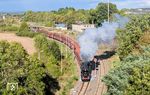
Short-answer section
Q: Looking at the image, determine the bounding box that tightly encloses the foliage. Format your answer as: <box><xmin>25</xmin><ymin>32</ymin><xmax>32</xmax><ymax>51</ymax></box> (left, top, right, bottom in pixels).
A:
<box><xmin>0</xmin><ymin>20</ymin><xmax>19</xmax><ymax>32</ymax></box>
<box><xmin>0</xmin><ymin>41</ymin><xmax>60</xmax><ymax>95</ymax></box>
<box><xmin>88</xmin><ymin>3</ymin><xmax>118</xmax><ymax>26</ymax></box>
<box><xmin>18</xmin><ymin>22</ymin><xmax>29</xmax><ymax>32</ymax></box>
<box><xmin>16</xmin><ymin>31</ymin><xmax>37</xmax><ymax>38</ymax></box>
<box><xmin>0</xmin><ymin>25</ymin><xmax>19</xmax><ymax>32</ymax></box>
<box><xmin>23</xmin><ymin>8</ymin><xmax>88</xmax><ymax>28</ymax></box>
<box><xmin>34</xmin><ymin>35</ymin><xmax>78</xmax><ymax>95</ymax></box>
<box><xmin>139</xmin><ymin>32</ymin><xmax>150</xmax><ymax>45</ymax></box>
<box><xmin>34</xmin><ymin>35</ymin><xmax>61</xmax><ymax>61</ymax></box>
<box><xmin>0</xmin><ymin>41</ymin><xmax>59</xmax><ymax>95</ymax></box>
<box><xmin>16</xmin><ymin>22</ymin><xmax>38</xmax><ymax>38</ymax></box>
<box><xmin>0</xmin><ymin>16</ymin><xmax>20</xmax><ymax>32</ymax></box>
<box><xmin>23</xmin><ymin>4</ymin><xmax>118</xmax><ymax>28</ymax></box>
<box><xmin>103</xmin><ymin>46</ymin><xmax>150</xmax><ymax>95</ymax></box>
<box><xmin>34</xmin><ymin>35</ymin><xmax>61</xmax><ymax>77</ymax></box>
<box><xmin>45</xmin><ymin>21</ymin><xmax>55</xmax><ymax>27</ymax></box>
<box><xmin>117</xmin><ymin>14</ymin><xmax>150</xmax><ymax>60</ymax></box>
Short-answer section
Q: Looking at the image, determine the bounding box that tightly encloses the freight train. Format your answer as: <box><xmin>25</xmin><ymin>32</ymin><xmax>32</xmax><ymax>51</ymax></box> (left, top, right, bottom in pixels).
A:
<box><xmin>29</xmin><ymin>26</ymin><xmax>99</xmax><ymax>82</ymax></box>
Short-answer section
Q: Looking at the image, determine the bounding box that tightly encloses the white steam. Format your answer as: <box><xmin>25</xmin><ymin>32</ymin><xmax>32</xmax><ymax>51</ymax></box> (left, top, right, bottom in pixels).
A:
<box><xmin>78</xmin><ymin>14</ymin><xmax>129</xmax><ymax>61</ymax></box>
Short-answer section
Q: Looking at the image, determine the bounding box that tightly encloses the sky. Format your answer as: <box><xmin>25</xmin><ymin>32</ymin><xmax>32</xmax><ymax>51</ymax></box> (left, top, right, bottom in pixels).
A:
<box><xmin>0</xmin><ymin>0</ymin><xmax>150</xmax><ymax>12</ymax></box>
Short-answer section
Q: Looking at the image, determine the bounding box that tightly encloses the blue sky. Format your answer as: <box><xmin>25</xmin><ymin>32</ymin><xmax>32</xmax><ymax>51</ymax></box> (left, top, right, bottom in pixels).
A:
<box><xmin>0</xmin><ymin>0</ymin><xmax>150</xmax><ymax>12</ymax></box>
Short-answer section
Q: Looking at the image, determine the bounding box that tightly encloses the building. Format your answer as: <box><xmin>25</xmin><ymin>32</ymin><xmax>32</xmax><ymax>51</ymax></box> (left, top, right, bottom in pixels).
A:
<box><xmin>55</xmin><ymin>23</ymin><xmax>67</xmax><ymax>30</ymax></box>
<box><xmin>125</xmin><ymin>8</ymin><xmax>150</xmax><ymax>14</ymax></box>
<box><xmin>72</xmin><ymin>24</ymin><xmax>95</xmax><ymax>32</ymax></box>
<box><xmin>0</xmin><ymin>15</ymin><xmax>6</xmax><ymax>20</ymax></box>
<box><xmin>2</xmin><ymin>15</ymin><xmax>6</xmax><ymax>20</ymax></box>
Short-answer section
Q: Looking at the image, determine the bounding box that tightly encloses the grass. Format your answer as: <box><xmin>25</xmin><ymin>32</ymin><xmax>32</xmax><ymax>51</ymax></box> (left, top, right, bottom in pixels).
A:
<box><xmin>0</xmin><ymin>25</ymin><xmax>19</xmax><ymax>32</ymax></box>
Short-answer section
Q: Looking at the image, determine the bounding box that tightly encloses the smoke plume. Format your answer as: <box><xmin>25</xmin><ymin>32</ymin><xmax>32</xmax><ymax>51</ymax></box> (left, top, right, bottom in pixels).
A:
<box><xmin>78</xmin><ymin>14</ymin><xmax>129</xmax><ymax>61</ymax></box>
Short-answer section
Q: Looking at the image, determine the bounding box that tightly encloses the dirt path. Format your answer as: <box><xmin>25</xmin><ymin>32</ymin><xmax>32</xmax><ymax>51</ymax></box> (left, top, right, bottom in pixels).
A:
<box><xmin>0</xmin><ymin>33</ymin><xmax>36</xmax><ymax>55</ymax></box>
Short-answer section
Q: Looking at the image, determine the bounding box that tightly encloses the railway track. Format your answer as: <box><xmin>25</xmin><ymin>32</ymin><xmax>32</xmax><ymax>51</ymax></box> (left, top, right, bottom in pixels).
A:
<box><xmin>77</xmin><ymin>82</ymin><xmax>90</xmax><ymax>95</ymax></box>
<box><xmin>71</xmin><ymin>59</ymin><xmax>108</xmax><ymax>95</ymax></box>
<box><xmin>85</xmin><ymin>60</ymin><xmax>106</xmax><ymax>95</ymax></box>
<box><xmin>95</xmin><ymin>60</ymin><xmax>106</xmax><ymax>95</ymax></box>
<box><xmin>94</xmin><ymin>60</ymin><xmax>103</xmax><ymax>95</ymax></box>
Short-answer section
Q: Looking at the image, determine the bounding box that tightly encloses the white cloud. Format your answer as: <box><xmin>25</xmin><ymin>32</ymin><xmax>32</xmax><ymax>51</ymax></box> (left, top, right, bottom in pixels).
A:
<box><xmin>111</xmin><ymin>0</ymin><xmax>150</xmax><ymax>9</ymax></box>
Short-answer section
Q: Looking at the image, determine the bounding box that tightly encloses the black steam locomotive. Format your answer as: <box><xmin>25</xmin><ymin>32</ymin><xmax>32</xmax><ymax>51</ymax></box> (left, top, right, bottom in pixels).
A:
<box><xmin>80</xmin><ymin>61</ymin><xmax>92</xmax><ymax>81</ymax></box>
<box><xmin>81</xmin><ymin>59</ymin><xmax>99</xmax><ymax>82</ymax></box>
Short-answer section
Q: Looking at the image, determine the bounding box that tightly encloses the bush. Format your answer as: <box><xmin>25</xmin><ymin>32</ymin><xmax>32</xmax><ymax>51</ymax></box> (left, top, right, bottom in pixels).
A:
<box><xmin>0</xmin><ymin>41</ymin><xmax>46</xmax><ymax>95</ymax></box>
<box><xmin>16</xmin><ymin>22</ymin><xmax>38</xmax><ymax>37</ymax></box>
<box><xmin>34</xmin><ymin>35</ymin><xmax>61</xmax><ymax>77</ymax></box>
<box><xmin>19</xmin><ymin>22</ymin><xmax>29</xmax><ymax>32</ymax></box>
<box><xmin>117</xmin><ymin>14</ymin><xmax>150</xmax><ymax>60</ymax></box>
<box><xmin>0</xmin><ymin>25</ymin><xmax>19</xmax><ymax>31</ymax></box>
<box><xmin>45</xmin><ymin>22</ymin><xmax>55</xmax><ymax>27</ymax></box>
<box><xmin>103</xmin><ymin>46</ymin><xmax>150</xmax><ymax>95</ymax></box>
<box><xmin>16</xmin><ymin>30</ymin><xmax>37</xmax><ymax>38</ymax></box>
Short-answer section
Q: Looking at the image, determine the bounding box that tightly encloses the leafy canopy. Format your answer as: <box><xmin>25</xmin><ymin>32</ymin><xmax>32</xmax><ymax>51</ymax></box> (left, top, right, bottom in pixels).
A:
<box><xmin>103</xmin><ymin>46</ymin><xmax>150</xmax><ymax>95</ymax></box>
<box><xmin>0</xmin><ymin>41</ymin><xmax>59</xmax><ymax>95</ymax></box>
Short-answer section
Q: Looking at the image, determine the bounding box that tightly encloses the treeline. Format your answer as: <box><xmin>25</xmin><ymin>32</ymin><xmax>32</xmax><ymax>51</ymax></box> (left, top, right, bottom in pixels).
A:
<box><xmin>0</xmin><ymin>3</ymin><xmax>118</xmax><ymax>32</ymax></box>
<box><xmin>0</xmin><ymin>19</ymin><xmax>38</xmax><ymax>37</ymax></box>
<box><xmin>23</xmin><ymin>3</ymin><xmax>118</xmax><ymax>27</ymax></box>
<box><xmin>103</xmin><ymin>14</ymin><xmax>150</xmax><ymax>95</ymax></box>
<box><xmin>0</xmin><ymin>18</ymin><xmax>19</xmax><ymax>32</ymax></box>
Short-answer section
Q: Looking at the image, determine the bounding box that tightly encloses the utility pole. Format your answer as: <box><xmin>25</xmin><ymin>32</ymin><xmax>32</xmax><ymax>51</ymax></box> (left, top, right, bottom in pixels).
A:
<box><xmin>60</xmin><ymin>34</ymin><xmax>63</xmax><ymax>74</ymax></box>
<box><xmin>66</xmin><ymin>34</ymin><xmax>68</xmax><ymax>58</ymax></box>
<box><xmin>108</xmin><ymin>0</ymin><xmax>110</xmax><ymax>23</ymax></box>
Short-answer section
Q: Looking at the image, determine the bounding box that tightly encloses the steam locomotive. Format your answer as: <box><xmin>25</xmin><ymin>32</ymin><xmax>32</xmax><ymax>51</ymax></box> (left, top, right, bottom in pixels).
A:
<box><xmin>81</xmin><ymin>57</ymin><xmax>100</xmax><ymax>82</ymax></box>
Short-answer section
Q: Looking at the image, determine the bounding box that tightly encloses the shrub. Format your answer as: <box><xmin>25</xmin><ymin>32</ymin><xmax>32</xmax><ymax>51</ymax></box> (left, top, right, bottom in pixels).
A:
<box><xmin>16</xmin><ymin>22</ymin><xmax>38</xmax><ymax>37</ymax></box>
<box><xmin>103</xmin><ymin>46</ymin><xmax>150</xmax><ymax>95</ymax></box>
<box><xmin>0</xmin><ymin>25</ymin><xmax>19</xmax><ymax>31</ymax></box>
<box><xmin>117</xmin><ymin>14</ymin><xmax>150</xmax><ymax>60</ymax></box>
<box><xmin>16</xmin><ymin>30</ymin><xmax>37</xmax><ymax>38</ymax></box>
<box><xmin>45</xmin><ymin>22</ymin><xmax>55</xmax><ymax>27</ymax></box>
<box><xmin>19</xmin><ymin>22</ymin><xmax>29</xmax><ymax>32</ymax></box>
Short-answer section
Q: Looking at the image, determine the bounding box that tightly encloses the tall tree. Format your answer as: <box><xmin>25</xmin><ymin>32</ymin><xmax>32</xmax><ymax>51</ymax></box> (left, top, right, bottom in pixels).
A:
<box><xmin>117</xmin><ymin>15</ymin><xmax>150</xmax><ymax>60</ymax></box>
<box><xmin>88</xmin><ymin>3</ymin><xmax>118</xmax><ymax>26</ymax></box>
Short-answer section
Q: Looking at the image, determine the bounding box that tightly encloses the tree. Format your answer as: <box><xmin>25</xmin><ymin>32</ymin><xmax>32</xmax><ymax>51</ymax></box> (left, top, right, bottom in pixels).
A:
<box><xmin>34</xmin><ymin>35</ymin><xmax>61</xmax><ymax>78</ymax></box>
<box><xmin>104</xmin><ymin>14</ymin><xmax>150</xmax><ymax>94</ymax></box>
<box><xmin>34</xmin><ymin>35</ymin><xmax>61</xmax><ymax>61</ymax></box>
<box><xmin>45</xmin><ymin>22</ymin><xmax>55</xmax><ymax>27</ymax></box>
<box><xmin>87</xmin><ymin>9</ymin><xmax>97</xmax><ymax>24</ymax></box>
<box><xmin>0</xmin><ymin>41</ymin><xmax>60</xmax><ymax>95</ymax></box>
<box><xmin>23</xmin><ymin>10</ymin><xmax>34</xmax><ymax>22</ymax></box>
<box><xmin>117</xmin><ymin>15</ymin><xmax>150</xmax><ymax>60</ymax></box>
<box><xmin>19</xmin><ymin>22</ymin><xmax>29</xmax><ymax>32</ymax></box>
<box><xmin>88</xmin><ymin>3</ymin><xmax>118</xmax><ymax>26</ymax></box>
<box><xmin>16</xmin><ymin>21</ymin><xmax>38</xmax><ymax>38</ymax></box>
<box><xmin>103</xmin><ymin>46</ymin><xmax>150</xmax><ymax>95</ymax></box>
